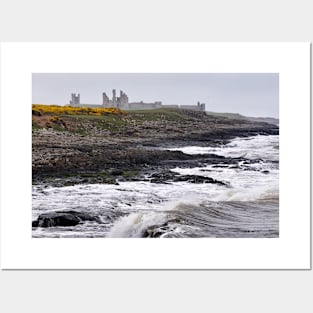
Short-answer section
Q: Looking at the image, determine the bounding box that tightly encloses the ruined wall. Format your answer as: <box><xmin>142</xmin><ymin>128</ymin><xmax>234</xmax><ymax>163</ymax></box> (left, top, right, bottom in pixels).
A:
<box><xmin>162</xmin><ymin>104</ymin><xmax>179</xmax><ymax>109</ymax></box>
<box><xmin>180</xmin><ymin>105</ymin><xmax>202</xmax><ymax>111</ymax></box>
<box><xmin>128</xmin><ymin>102</ymin><xmax>163</xmax><ymax>110</ymax></box>
<box><xmin>69</xmin><ymin>91</ymin><xmax>206</xmax><ymax>112</ymax></box>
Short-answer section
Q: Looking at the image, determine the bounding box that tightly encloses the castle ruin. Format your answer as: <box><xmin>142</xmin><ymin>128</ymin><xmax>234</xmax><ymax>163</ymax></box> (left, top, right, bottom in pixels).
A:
<box><xmin>68</xmin><ymin>89</ymin><xmax>206</xmax><ymax>112</ymax></box>
<box><xmin>69</xmin><ymin>93</ymin><xmax>80</xmax><ymax>106</ymax></box>
<box><xmin>102</xmin><ymin>89</ymin><xmax>129</xmax><ymax>109</ymax></box>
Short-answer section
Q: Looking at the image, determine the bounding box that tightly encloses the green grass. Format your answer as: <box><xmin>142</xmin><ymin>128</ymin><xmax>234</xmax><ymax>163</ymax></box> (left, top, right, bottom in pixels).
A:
<box><xmin>52</xmin><ymin>125</ymin><xmax>66</xmax><ymax>132</ymax></box>
<box><xmin>65</xmin><ymin>114</ymin><xmax>107</xmax><ymax>120</ymax></box>
<box><xmin>96</xmin><ymin>116</ymin><xmax>127</xmax><ymax>132</ymax></box>
<box><xmin>63</xmin><ymin>108</ymin><xmax>184</xmax><ymax>123</ymax></box>
<box><xmin>32</xmin><ymin>121</ymin><xmax>43</xmax><ymax>130</ymax></box>
<box><xmin>53</xmin><ymin>108</ymin><xmax>190</xmax><ymax>134</ymax></box>
<box><xmin>127</xmin><ymin>108</ymin><xmax>185</xmax><ymax>122</ymax></box>
<box><xmin>61</xmin><ymin>114</ymin><xmax>127</xmax><ymax>132</ymax></box>
<box><xmin>206</xmin><ymin>111</ymin><xmax>244</xmax><ymax>119</ymax></box>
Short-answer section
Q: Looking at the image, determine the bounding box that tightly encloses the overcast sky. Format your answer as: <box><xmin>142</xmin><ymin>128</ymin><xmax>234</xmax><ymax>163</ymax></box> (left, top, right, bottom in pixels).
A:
<box><xmin>32</xmin><ymin>73</ymin><xmax>279</xmax><ymax>118</ymax></box>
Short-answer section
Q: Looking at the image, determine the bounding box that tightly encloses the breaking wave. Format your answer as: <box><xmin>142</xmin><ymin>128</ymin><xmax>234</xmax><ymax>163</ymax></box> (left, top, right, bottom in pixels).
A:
<box><xmin>32</xmin><ymin>134</ymin><xmax>279</xmax><ymax>238</ymax></box>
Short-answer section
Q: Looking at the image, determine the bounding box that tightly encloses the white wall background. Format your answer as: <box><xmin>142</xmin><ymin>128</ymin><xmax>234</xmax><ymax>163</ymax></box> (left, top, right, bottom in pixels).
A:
<box><xmin>0</xmin><ymin>1</ymin><xmax>312</xmax><ymax>313</ymax></box>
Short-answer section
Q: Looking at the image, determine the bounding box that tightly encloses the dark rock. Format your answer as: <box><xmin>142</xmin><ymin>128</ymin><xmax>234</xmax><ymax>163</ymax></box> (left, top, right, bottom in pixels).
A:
<box><xmin>32</xmin><ymin>210</ymin><xmax>101</xmax><ymax>228</ymax></box>
<box><xmin>174</xmin><ymin>174</ymin><xmax>227</xmax><ymax>185</ymax></box>
<box><xmin>32</xmin><ymin>109</ymin><xmax>41</xmax><ymax>116</ymax></box>
<box><xmin>143</xmin><ymin>228</ymin><xmax>163</xmax><ymax>238</ymax></box>
<box><xmin>32</xmin><ymin>220</ymin><xmax>39</xmax><ymax>227</ymax></box>
<box><xmin>143</xmin><ymin>218</ymin><xmax>182</xmax><ymax>237</ymax></box>
<box><xmin>61</xmin><ymin>210</ymin><xmax>102</xmax><ymax>223</ymax></box>
<box><xmin>149</xmin><ymin>171</ymin><xmax>227</xmax><ymax>185</ymax></box>
<box><xmin>77</xmin><ymin>146</ymin><xmax>92</xmax><ymax>153</ymax></box>
<box><xmin>110</xmin><ymin>169</ymin><xmax>124</xmax><ymax>176</ymax></box>
<box><xmin>35</xmin><ymin>212</ymin><xmax>80</xmax><ymax>227</ymax></box>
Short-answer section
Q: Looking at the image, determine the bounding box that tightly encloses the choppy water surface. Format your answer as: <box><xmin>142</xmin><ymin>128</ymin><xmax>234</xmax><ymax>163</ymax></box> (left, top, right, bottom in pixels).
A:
<box><xmin>32</xmin><ymin>135</ymin><xmax>279</xmax><ymax>238</ymax></box>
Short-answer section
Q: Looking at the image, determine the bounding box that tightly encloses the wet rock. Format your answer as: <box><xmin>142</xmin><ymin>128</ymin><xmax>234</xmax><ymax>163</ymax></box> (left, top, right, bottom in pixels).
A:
<box><xmin>174</xmin><ymin>174</ymin><xmax>227</xmax><ymax>185</ymax></box>
<box><xmin>143</xmin><ymin>218</ymin><xmax>182</xmax><ymax>237</ymax></box>
<box><xmin>150</xmin><ymin>172</ymin><xmax>176</xmax><ymax>183</ymax></box>
<box><xmin>61</xmin><ymin>210</ymin><xmax>102</xmax><ymax>223</ymax></box>
<box><xmin>110</xmin><ymin>169</ymin><xmax>124</xmax><ymax>176</ymax></box>
<box><xmin>150</xmin><ymin>171</ymin><xmax>227</xmax><ymax>185</ymax></box>
<box><xmin>143</xmin><ymin>228</ymin><xmax>164</xmax><ymax>238</ymax></box>
<box><xmin>33</xmin><ymin>212</ymin><xmax>80</xmax><ymax>227</ymax></box>
<box><xmin>32</xmin><ymin>210</ymin><xmax>101</xmax><ymax>227</ymax></box>
<box><xmin>32</xmin><ymin>220</ymin><xmax>39</xmax><ymax>227</ymax></box>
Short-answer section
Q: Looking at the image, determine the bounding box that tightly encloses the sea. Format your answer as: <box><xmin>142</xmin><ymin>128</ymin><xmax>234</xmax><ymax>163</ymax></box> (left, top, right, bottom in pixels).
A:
<box><xmin>32</xmin><ymin>134</ymin><xmax>279</xmax><ymax>238</ymax></box>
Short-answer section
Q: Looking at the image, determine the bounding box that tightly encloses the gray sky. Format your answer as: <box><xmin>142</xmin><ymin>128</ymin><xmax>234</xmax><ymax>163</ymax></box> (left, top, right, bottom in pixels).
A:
<box><xmin>32</xmin><ymin>73</ymin><xmax>279</xmax><ymax>118</ymax></box>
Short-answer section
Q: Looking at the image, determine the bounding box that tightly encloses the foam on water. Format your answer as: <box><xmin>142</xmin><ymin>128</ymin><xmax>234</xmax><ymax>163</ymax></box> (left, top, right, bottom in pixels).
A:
<box><xmin>107</xmin><ymin>211</ymin><xmax>168</xmax><ymax>238</ymax></box>
<box><xmin>168</xmin><ymin>135</ymin><xmax>279</xmax><ymax>161</ymax></box>
<box><xmin>32</xmin><ymin>135</ymin><xmax>279</xmax><ymax>238</ymax></box>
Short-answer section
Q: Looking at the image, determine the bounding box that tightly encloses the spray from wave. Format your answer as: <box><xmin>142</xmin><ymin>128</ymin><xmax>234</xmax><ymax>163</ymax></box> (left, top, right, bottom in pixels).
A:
<box><xmin>32</xmin><ymin>135</ymin><xmax>279</xmax><ymax>238</ymax></box>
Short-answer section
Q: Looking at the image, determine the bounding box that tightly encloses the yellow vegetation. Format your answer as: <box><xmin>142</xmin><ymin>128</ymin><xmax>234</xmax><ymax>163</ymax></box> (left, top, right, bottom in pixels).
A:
<box><xmin>32</xmin><ymin>104</ymin><xmax>124</xmax><ymax>116</ymax></box>
<box><xmin>49</xmin><ymin>116</ymin><xmax>59</xmax><ymax>122</ymax></box>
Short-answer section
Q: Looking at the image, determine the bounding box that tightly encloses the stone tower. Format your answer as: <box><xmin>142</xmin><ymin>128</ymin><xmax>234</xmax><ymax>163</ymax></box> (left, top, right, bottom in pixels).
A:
<box><xmin>197</xmin><ymin>101</ymin><xmax>205</xmax><ymax>111</ymax></box>
<box><xmin>102</xmin><ymin>92</ymin><xmax>110</xmax><ymax>107</ymax></box>
<box><xmin>117</xmin><ymin>90</ymin><xmax>129</xmax><ymax>108</ymax></box>
<box><xmin>112</xmin><ymin>89</ymin><xmax>117</xmax><ymax>107</ymax></box>
<box><xmin>70</xmin><ymin>93</ymin><xmax>80</xmax><ymax>106</ymax></box>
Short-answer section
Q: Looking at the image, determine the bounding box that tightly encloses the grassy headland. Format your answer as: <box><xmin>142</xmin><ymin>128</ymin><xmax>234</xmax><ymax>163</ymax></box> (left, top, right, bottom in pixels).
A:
<box><xmin>32</xmin><ymin>105</ymin><xmax>279</xmax><ymax>186</ymax></box>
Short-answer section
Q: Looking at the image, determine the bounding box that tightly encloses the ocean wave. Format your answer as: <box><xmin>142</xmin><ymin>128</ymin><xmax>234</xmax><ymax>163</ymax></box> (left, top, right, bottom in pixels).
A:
<box><xmin>167</xmin><ymin>135</ymin><xmax>279</xmax><ymax>161</ymax></box>
<box><xmin>211</xmin><ymin>184</ymin><xmax>279</xmax><ymax>202</ymax></box>
<box><xmin>106</xmin><ymin>198</ymin><xmax>279</xmax><ymax>238</ymax></box>
<box><xmin>106</xmin><ymin>211</ymin><xmax>168</xmax><ymax>238</ymax></box>
<box><xmin>33</xmin><ymin>134</ymin><xmax>279</xmax><ymax>238</ymax></box>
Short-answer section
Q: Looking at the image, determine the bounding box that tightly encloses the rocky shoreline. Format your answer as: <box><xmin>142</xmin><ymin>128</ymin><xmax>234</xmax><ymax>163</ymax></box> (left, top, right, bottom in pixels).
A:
<box><xmin>32</xmin><ymin>109</ymin><xmax>279</xmax><ymax>187</ymax></box>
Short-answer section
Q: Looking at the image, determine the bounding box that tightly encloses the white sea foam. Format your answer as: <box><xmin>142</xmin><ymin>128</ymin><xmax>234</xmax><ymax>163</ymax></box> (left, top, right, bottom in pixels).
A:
<box><xmin>211</xmin><ymin>184</ymin><xmax>279</xmax><ymax>202</ymax></box>
<box><xmin>168</xmin><ymin>135</ymin><xmax>279</xmax><ymax>161</ymax></box>
<box><xmin>32</xmin><ymin>135</ymin><xmax>279</xmax><ymax>238</ymax></box>
<box><xmin>107</xmin><ymin>211</ymin><xmax>168</xmax><ymax>238</ymax></box>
